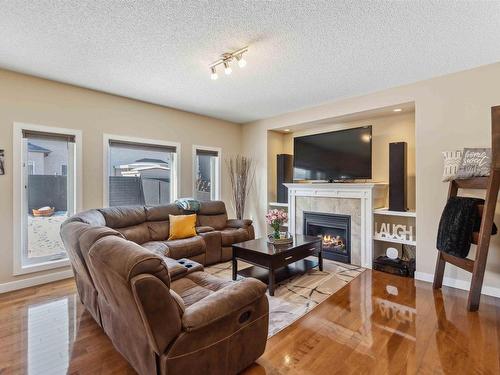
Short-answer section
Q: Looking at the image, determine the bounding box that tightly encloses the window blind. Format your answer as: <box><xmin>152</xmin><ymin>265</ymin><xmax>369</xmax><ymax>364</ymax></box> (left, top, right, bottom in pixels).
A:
<box><xmin>109</xmin><ymin>139</ymin><xmax>177</xmax><ymax>153</ymax></box>
<box><xmin>22</xmin><ymin>130</ymin><xmax>76</xmax><ymax>143</ymax></box>
<box><xmin>196</xmin><ymin>149</ymin><xmax>219</xmax><ymax>157</ymax></box>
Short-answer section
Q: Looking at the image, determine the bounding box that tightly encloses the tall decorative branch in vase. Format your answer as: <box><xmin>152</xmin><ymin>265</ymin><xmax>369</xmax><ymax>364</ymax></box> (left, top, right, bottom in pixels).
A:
<box><xmin>225</xmin><ymin>155</ymin><xmax>255</xmax><ymax>220</ymax></box>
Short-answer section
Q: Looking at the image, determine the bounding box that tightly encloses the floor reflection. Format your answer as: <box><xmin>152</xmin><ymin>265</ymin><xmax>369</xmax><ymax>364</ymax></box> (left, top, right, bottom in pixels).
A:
<box><xmin>430</xmin><ymin>289</ymin><xmax>491</xmax><ymax>374</ymax></box>
<box><xmin>1</xmin><ymin>271</ymin><xmax>499</xmax><ymax>375</ymax></box>
<box><xmin>320</xmin><ymin>271</ymin><xmax>417</xmax><ymax>354</ymax></box>
<box><xmin>28</xmin><ymin>296</ymin><xmax>75</xmax><ymax>375</ymax></box>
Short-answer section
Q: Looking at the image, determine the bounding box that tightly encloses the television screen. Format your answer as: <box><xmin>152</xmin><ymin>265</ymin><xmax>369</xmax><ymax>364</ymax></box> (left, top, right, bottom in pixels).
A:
<box><xmin>293</xmin><ymin>126</ymin><xmax>372</xmax><ymax>181</ymax></box>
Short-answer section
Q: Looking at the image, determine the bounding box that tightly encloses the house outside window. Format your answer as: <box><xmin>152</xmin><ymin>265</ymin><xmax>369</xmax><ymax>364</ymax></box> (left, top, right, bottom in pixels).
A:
<box><xmin>104</xmin><ymin>135</ymin><xmax>180</xmax><ymax>207</ymax></box>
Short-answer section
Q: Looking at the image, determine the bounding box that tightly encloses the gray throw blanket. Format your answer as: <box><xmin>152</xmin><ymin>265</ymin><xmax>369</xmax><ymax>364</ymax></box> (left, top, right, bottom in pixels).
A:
<box><xmin>437</xmin><ymin>197</ymin><xmax>497</xmax><ymax>258</ymax></box>
<box><xmin>175</xmin><ymin>198</ymin><xmax>201</xmax><ymax>212</ymax></box>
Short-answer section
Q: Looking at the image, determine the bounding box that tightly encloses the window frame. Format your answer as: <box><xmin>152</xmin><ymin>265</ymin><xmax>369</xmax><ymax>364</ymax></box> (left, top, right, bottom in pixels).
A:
<box><xmin>103</xmin><ymin>134</ymin><xmax>181</xmax><ymax>207</ymax></box>
<box><xmin>13</xmin><ymin>122</ymin><xmax>82</xmax><ymax>275</ymax></box>
<box><xmin>192</xmin><ymin>145</ymin><xmax>221</xmax><ymax>201</ymax></box>
<box><xmin>27</xmin><ymin>160</ymin><xmax>35</xmax><ymax>175</ymax></box>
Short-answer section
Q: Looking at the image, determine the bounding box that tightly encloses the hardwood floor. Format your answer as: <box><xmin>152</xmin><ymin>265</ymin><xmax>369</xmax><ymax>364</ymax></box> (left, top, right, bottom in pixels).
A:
<box><xmin>0</xmin><ymin>270</ymin><xmax>499</xmax><ymax>374</ymax></box>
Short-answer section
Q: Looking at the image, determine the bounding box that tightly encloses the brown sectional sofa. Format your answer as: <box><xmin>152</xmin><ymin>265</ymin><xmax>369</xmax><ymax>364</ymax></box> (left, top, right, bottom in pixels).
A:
<box><xmin>101</xmin><ymin>200</ymin><xmax>255</xmax><ymax>266</ymax></box>
<box><xmin>60</xmin><ymin>201</ymin><xmax>268</xmax><ymax>375</ymax></box>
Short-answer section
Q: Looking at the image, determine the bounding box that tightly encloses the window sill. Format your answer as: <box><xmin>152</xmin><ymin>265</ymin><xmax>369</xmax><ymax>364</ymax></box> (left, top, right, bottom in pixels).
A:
<box><xmin>13</xmin><ymin>258</ymin><xmax>71</xmax><ymax>276</ymax></box>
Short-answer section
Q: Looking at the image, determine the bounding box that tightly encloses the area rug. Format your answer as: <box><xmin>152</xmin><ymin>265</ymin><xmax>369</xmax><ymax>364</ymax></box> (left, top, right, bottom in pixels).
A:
<box><xmin>205</xmin><ymin>258</ymin><xmax>363</xmax><ymax>337</ymax></box>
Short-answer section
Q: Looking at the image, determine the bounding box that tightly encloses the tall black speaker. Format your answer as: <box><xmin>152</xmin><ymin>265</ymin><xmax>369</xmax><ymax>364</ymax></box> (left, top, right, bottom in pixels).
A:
<box><xmin>389</xmin><ymin>142</ymin><xmax>407</xmax><ymax>212</ymax></box>
<box><xmin>277</xmin><ymin>154</ymin><xmax>293</xmax><ymax>203</ymax></box>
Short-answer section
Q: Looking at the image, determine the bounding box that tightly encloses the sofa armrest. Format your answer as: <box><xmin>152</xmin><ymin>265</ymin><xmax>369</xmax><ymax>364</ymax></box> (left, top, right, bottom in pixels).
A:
<box><xmin>226</xmin><ymin>219</ymin><xmax>253</xmax><ymax>228</ymax></box>
<box><xmin>196</xmin><ymin>226</ymin><xmax>215</xmax><ymax>233</ymax></box>
<box><xmin>181</xmin><ymin>278</ymin><xmax>267</xmax><ymax>332</ymax></box>
<box><xmin>162</xmin><ymin>256</ymin><xmax>188</xmax><ymax>281</ymax></box>
<box><xmin>131</xmin><ymin>274</ymin><xmax>182</xmax><ymax>355</ymax></box>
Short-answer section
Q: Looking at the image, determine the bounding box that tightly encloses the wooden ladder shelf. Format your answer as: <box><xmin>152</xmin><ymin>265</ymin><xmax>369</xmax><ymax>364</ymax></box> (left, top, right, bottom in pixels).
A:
<box><xmin>433</xmin><ymin>105</ymin><xmax>500</xmax><ymax>311</ymax></box>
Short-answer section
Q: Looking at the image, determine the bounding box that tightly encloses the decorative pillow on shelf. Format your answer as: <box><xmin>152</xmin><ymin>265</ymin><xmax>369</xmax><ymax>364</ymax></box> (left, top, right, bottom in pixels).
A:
<box><xmin>456</xmin><ymin>148</ymin><xmax>491</xmax><ymax>179</ymax></box>
<box><xmin>442</xmin><ymin>150</ymin><xmax>463</xmax><ymax>181</ymax></box>
<box><xmin>168</xmin><ymin>214</ymin><xmax>197</xmax><ymax>240</ymax></box>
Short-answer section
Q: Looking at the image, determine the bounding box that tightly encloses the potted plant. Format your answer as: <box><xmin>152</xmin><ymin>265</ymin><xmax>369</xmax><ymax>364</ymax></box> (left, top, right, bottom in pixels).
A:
<box><xmin>266</xmin><ymin>209</ymin><xmax>288</xmax><ymax>240</ymax></box>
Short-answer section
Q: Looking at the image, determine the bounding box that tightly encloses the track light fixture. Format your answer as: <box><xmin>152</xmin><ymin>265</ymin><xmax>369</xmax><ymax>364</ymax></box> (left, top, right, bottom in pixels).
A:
<box><xmin>223</xmin><ymin>61</ymin><xmax>232</xmax><ymax>75</ymax></box>
<box><xmin>209</xmin><ymin>46</ymin><xmax>248</xmax><ymax>80</ymax></box>
<box><xmin>210</xmin><ymin>67</ymin><xmax>218</xmax><ymax>80</ymax></box>
<box><xmin>236</xmin><ymin>54</ymin><xmax>247</xmax><ymax>68</ymax></box>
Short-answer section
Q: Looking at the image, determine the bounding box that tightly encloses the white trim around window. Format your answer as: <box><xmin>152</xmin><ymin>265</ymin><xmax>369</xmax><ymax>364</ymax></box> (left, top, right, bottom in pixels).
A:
<box><xmin>103</xmin><ymin>134</ymin><xmax>181</xmax><ymax>207</ymax></box>
<box><xmin>192</xmin><ymin>145</ymin><xmax>222</xmax><ymax>201</ymax></box>
<box><xmin>13</xmin><ymin>122</ymin><xmax>82</xmax><ymax>275</ymax></box>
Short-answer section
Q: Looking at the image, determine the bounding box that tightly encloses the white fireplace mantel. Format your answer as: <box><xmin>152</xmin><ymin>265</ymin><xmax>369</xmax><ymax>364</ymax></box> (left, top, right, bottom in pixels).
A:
<box><xmin>284</xmin><ymin>183</ymin><xmax>387</xmax><ymax>268</ymax></box>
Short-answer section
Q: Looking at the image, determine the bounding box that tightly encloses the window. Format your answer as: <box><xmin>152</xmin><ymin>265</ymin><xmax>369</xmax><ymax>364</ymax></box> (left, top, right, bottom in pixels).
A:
<box><xmin>104</xmin><ymin>135</ymin><xmax>180</xmax><ymax>207</ymax></box>
<box><xmin>193</xmin><ymin>146</ymin><xmax>221</xmax><ymax>201</ymax></box>
<box><xmin>14</xmin><ymin>124</ymin><xmax>81</xmax><ymax>274</ymax></box>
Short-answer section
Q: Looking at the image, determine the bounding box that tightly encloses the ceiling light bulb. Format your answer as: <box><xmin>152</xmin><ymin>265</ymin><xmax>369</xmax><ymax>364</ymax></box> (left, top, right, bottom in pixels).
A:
<box><xmin>210</xmin><ymin>67</ymin><xmax>218</xmax><ymax>80</ymax></box>
<box><xmin>237</xmin><ymin>55</ymin><xmax>247</xmax><ymax>68</ymax></box>
<box><xmin>224</xmin><ymin>62</ymin><xmax>232</xmax><ymax>75</ymax></box>
<box><xmin>393</xmin><ymin>108</ymin><xmax>402</xmax><ymax>112</ymax></box>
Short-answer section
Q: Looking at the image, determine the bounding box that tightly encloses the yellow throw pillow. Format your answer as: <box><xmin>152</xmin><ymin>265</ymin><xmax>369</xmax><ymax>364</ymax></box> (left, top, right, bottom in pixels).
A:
<box><xmin>168</xmin><ymin>214</ymin><xmax>197</xmax><ymax>240</ymax></box>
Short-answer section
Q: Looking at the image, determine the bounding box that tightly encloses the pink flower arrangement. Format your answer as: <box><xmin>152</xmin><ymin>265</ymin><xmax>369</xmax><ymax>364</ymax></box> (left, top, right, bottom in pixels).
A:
<box><xmin>266</xmin><ymin>209</ymin><xmax>288</xmax><ymax>238</ymax></box>
<box><xmin>265</xmin><ymin>208</ymin><xmax>288</xmax><ymax>225</ymax></box>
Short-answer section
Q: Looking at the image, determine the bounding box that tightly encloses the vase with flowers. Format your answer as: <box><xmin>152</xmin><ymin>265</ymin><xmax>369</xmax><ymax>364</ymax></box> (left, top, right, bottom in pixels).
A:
<box><xmin>265</xmin><ymin>209</ymin><xmax>288</xmax><ymax>240</ymax></box>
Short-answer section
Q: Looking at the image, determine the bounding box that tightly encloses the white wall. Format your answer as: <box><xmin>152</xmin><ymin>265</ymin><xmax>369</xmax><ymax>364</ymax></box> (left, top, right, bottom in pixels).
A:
<box><xmin>243</xmin><ymin>62</ymin><xmax>500</xmax><ymax>297</ymax></box>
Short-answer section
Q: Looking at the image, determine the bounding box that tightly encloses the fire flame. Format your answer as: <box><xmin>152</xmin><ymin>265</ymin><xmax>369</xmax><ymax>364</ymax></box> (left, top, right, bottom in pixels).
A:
<box><xmin>322</xmin><ymin>234</ymin><xmax>344</xmax><ymax>248</ymax></box>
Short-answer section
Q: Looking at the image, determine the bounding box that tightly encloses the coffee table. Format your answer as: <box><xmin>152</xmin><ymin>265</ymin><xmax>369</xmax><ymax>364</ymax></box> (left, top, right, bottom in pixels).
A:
<box><xmin>232</xmin><ymin>235</ymin><xmax>323</xmax><ymax>296</ymax></box>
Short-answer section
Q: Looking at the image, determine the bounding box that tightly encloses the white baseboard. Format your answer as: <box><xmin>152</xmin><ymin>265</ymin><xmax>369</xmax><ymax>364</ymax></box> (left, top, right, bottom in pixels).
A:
<box><xmin>0</xmin><ymin>269</ymin><xmax>74</xmax><ymax>294</ymax></box>
<box><xmin>415</xmin><ymin>271</ymin><xmax>500</xmax><ymax>298</ymax></box>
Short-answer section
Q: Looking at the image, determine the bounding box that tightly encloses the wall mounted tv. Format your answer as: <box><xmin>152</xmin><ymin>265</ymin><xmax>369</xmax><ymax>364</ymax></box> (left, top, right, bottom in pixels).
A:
<box><xmin>293</xmin><ymin>126</ymin><xmax>372</xmax><ymax>182</ymax></box>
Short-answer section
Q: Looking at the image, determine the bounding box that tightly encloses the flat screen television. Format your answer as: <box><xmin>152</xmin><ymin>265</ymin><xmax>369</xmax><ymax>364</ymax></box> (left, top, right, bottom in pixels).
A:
<box><xmin>293</xmin><ymin>126</ymin><xmax>372</xmax><ymax>181</ymax></box>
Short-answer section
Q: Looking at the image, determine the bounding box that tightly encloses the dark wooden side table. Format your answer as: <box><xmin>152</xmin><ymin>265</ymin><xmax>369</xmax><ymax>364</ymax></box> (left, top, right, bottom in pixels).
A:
<box><xmin>232</xmin><ymin>235</ymin><xmax>323</xmax><ymax>296</ymax></box>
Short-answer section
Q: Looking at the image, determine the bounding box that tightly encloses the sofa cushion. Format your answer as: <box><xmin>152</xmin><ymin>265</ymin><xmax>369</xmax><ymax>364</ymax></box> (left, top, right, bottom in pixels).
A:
<box><xmin>145</xmin><ymin>204</ymin><xmax>183</xmax><ymax>221</ymax></box>
<box><xmin>64</xmin><ymin>209</ymin><xmax>106</xmax><ymax>227</ymax></box>
<box><xmin>117</xmin><ymin>222</ymin><xmax>151</xmax><ymax>244</ymax></box>
<box><xmin>220</xmin><ymin>228</ymin><xmax>250</xmax><ymax>246</ymax></box>
<box><xmin>165</xmin><ymin>236</ymin><xmax>206</xmax><ymax>259</ymax></box>
<box><xmin>181</xmin><ymin>278</ymin><xmax>267</xmax><ymax>332</ymax></box>
<box><xmin>198</xmin><ymin>201</ymin><xmax>226</xmax><ymax>215</ymax></box>
<box><xmin>197</xmin><ymin>214</ymin><xmax>228</xmax><ymax>230</ymax></box>
<box><xmin>147</xmin><ymin>220</ymin><xmax>169</xmax><ymax>241</ymax></box>
<box><xmin>168</xmin><ymin>214</ymin><xmax>197</xmax><ymax>240</ymax></box>
<box><xmin>170</xmin><ymin>271</ymin><xmax>233</xmax><ymax>307</ymax></box>
<box><xmin>99</xmin><ymin>206</ymin><xmax>146</xmax><ymax>228</ymax></box>
<box><xmin>142</xmin><ymin>241</ymin><xmax>169</xmax><ymax>256</ymax></box>
<box><xmin>196</xmin><ymin>201</ymin><xmax>228</xmax><ymax>230</ymax></box>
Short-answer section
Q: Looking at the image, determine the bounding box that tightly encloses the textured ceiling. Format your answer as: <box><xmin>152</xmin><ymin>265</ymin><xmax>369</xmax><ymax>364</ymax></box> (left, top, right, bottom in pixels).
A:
<box><xmin>1</xmin><ymin>1</ymin><xmax>500</xmax><ymax>123</ymax></box>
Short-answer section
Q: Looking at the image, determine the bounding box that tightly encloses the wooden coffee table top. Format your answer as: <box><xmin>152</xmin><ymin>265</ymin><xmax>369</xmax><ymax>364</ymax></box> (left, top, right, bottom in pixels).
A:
<box><xmin>232</xmin><ymin>235</ymin><xmax>321</xmax><ymax>256</ymax></box>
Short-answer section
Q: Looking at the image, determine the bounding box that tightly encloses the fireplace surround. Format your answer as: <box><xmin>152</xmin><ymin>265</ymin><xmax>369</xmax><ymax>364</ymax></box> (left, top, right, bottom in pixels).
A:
<box><xmin>284</xmin><ymin>182</ymin><xmax>387</xmax><ymax>268</ymax></box>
